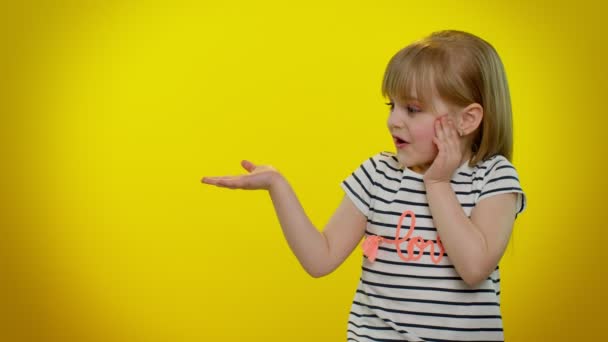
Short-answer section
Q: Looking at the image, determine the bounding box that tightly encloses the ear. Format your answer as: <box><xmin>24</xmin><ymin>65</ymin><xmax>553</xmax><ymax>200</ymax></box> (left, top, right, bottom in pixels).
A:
<box><xmin>458</xmin><ymin>103</ymin><xmax>483</xmax><ymax>136</ymax></box>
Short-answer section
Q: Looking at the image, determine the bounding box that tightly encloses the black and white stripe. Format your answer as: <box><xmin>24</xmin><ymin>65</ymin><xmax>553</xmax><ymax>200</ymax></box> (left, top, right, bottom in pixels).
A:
<box><xmin>341</xmin><ymin>152</ymin><xmax>526</xmax><ymax>341</ymax></box>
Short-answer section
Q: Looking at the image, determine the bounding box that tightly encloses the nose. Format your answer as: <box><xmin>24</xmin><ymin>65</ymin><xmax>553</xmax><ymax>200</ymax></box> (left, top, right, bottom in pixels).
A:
<box><xmin>387</xmin><ymin>106</ymin><xmax>406</xmax><ymax>129</ymax></box>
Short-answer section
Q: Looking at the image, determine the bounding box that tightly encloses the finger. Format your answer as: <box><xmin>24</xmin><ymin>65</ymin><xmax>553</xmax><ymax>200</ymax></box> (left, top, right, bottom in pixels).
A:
<box><xmin>201</xmin><ymin>177</ymin><xmax>225</xmax><ymax>185</ymax></box>
<box><xmin>443</xmin><ymin>117</ymin><xmax>454</xmax><ymax>138</ymax></box>
<box><xmin>449</xmin><ymin>118</ymin><xmax>460</xmax><ymax>138</ymax></box>
<box><xmin>440</xmin><ymin>119</ymin><xmax>456</xmax><ymax>155</ymax></box>
<box><xmin>445</xmin><ymin>118</ymin><xmax>461</xmax><ymax>156</ymax></box>
<box><xmin>446</xmin><ymin>118</ymin><xmax>462</xmax><ymax>149</ymax></box>
<box><xmin>241</xmin><ymin>160</ymin><xmax>256</xmax><ymax>173</ymax></box>
<box><xmin>201</xmin><ymin>175</ymin><xmax>238</xmax><ymax>185</ymax></box>
<box><xmin>215</xmin><ymin>176</ymin><xmax>251</xmax><ymax>189</ymax></box>
<box><xmin>216</xmin><ymin>178</ymin><xmax>241</xmax><ymax>189</ymax></box>
<box><xmin>444</xmin><ymin>116</ymin><xmax>458</xmax><ymax>140</ymax></box>
<box><xmin>432</xmin><ymin>136</ymin><xmax>439</xmax><ymax>148</ymax></box>
<box><xmin>435</xmin><ymin>118</ymin><xmax>445</xmax><ymax>141</ymax></box>
<box><xmin>201</xmin><ymin>176</ymin><xmax>216</xmax><ymax>184</ymax></box>
<box><xmin>433</xmin><ymin>136</ymin><xmax>444</xmax><ymax>152</ymax></box>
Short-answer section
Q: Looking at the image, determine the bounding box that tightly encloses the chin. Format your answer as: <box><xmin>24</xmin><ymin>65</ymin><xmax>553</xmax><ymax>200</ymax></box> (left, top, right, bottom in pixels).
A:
<box><xmin>395</xmin><ymin>153</ymin><xmax>432</xmax><ymax>171</ymax></box>
<box><xmin>395</xmin><ymin>155</ymin><xmax>411</xmax><ymax>169</ymax></box>
<box><xmin>395</xmin><ymin>152</ymin><xmax>409</xmax><ymax>164</ymax></box>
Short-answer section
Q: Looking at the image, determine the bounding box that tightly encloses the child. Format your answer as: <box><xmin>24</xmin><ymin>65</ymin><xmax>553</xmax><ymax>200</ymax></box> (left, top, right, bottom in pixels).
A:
<box><xmin>202</xmin><ymin>30</ymin><xmax>526</xmax><ymax>342</ymax></box>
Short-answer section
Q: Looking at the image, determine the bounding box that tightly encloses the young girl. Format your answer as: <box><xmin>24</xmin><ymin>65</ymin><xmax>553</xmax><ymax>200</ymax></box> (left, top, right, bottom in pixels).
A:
<box><xmin>202</xmin><ymin>30</ymin><xmax>526</xmax><ymax>342</ymax></box>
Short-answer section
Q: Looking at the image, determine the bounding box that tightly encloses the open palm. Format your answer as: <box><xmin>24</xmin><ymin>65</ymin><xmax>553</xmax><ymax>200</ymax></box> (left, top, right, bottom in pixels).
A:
<box><xmin>201</xmin><ymin>160</ymin><xmax>281</xmax><ymax>190</ymax></box>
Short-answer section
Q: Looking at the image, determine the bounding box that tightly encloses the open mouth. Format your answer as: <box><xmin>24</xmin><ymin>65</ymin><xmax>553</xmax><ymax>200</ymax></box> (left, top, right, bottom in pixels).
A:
<box><xmin>393</xmin><ymin>136</ymin><xmax>408</xmax><ymax>144</ymax></box>
<box><xmin>393</xmin><ymin>136</ymin><xmax>409</xmax><ymax>149</ymax></box>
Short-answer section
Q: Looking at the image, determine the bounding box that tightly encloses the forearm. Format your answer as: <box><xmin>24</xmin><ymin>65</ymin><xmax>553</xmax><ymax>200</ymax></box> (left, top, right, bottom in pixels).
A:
<box><xmin>268</xmin><ymin>173</ymin><xmax>330</xmax><ymax>277</ymax></box>
<box><xmin>424</xmin><ymin>181</ymin><xmax>488</xmax><ymax>285</ymax></box>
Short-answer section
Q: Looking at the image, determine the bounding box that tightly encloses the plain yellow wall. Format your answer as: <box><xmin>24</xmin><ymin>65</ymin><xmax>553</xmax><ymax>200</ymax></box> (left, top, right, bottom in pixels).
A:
<box><xmin>2</xmin><ymin>1</ymin><xmax>607</xmax><ymax>341</ymax></box>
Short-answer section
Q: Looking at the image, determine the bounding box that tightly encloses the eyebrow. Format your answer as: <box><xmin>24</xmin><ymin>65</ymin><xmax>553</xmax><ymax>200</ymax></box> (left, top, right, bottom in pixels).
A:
<box><xmin>389</xmin><ymin>96</ymin><xmax>421</xmax><ymax>102</ymax></box>
<box><xmin>403</xmin><ymin>97</ymin><xmax>424</xmax><ymax>105</ymax></box>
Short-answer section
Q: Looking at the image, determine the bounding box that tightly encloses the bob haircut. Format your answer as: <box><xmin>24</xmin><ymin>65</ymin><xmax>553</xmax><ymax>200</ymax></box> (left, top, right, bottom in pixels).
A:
<box><xmin>382</xmin><ymin>30</ymin><xmax>513</xmax><ymax>165</ymax></box>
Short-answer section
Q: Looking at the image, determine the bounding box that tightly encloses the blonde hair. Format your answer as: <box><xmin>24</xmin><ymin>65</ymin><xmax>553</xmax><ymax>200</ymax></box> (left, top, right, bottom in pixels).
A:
<box><xmin>382</xmin><ymin>30</ymin><xmax>513</xmax><ymax>165</ymax></box>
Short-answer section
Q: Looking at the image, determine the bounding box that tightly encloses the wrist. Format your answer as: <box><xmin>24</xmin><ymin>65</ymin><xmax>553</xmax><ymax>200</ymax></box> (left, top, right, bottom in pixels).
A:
<box><xmin>268</xmin><ymin>170</ymin><xmax>287</xmax><ymax>193</ymax></box>
<box><xmin>423</xmin><ymin>179</ymin><xmax>451</xmax><ymax>190</ymax></box>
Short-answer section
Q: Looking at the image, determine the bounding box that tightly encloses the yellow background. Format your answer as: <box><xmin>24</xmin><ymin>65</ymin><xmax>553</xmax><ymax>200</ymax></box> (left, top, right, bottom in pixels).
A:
<box><xmin>2</xmin><ymin>1</ymin><xmax>607</xmax><ymax>341</ymax></box>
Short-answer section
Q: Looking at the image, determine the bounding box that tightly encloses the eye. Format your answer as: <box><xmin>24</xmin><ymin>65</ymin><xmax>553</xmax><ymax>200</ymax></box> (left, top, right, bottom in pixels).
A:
<box><xmin>385</xmin><ymin>102</ymin><xmax>395</xmax><ymax>111</ymax></box>
<box><xmin>406</xmin><ymin>105</ymin><xmax>421</xmax><ymax>114</ymax></box>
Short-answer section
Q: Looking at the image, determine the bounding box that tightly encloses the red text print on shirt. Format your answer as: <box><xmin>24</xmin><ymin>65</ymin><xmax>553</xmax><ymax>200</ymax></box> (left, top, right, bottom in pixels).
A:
<box><xmin>361</xmin><ymin>210</ymin><xmax>445</xmax><ymax>264</ymax></box>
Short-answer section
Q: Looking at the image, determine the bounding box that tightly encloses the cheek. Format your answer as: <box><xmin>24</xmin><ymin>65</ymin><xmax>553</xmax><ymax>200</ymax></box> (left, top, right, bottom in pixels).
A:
<box><xmin>413</xmin><ymin>122</ymin><xmax>437</xmax><ymax>144</ymax></box>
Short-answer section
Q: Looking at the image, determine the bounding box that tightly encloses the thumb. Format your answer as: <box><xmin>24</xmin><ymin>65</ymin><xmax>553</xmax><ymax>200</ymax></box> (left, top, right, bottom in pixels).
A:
<box><xmin>241</xmin><ymin>160</ymin><xmax>256</xmax><ymax>173</ymax></box>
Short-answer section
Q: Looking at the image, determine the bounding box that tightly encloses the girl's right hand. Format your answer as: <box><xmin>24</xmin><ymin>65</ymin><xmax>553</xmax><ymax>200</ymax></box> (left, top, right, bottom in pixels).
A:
<box><xmin>201</xmin><ymin>160</ymin><xmax>282</xmax><ymax>191</ymax></box>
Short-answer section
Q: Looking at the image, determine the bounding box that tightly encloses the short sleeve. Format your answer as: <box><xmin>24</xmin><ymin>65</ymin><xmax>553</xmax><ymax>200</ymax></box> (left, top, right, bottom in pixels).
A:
<box><xmin>340</xmin><ymin>154</ymin><xmax>380</xmax><ymax>218</ymax></box>
<box><xmin>476</xmin><ymin>156</ymin><xmax>527</xmax><ymax>216</ymax></box>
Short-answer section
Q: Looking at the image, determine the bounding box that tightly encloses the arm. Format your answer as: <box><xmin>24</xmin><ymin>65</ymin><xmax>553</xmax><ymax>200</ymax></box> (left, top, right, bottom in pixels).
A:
<box><xmin>425</xmin><ymin>182</ymin><xmax>517</xmax><ymax>287</ymax></box>
<box><xmin>423</xmin><ymin>115</ymin><xmax>520</xmax><ymax>287</ymax></box>
<box><xmin>269</xmin><ymin>175</ymin><xmax>367</xmax><ymax>277</ymax></box>
<box><xmin>202</xmin><ymin>160</ymin><xmax>367</xmax><ymax>278</ymax></box>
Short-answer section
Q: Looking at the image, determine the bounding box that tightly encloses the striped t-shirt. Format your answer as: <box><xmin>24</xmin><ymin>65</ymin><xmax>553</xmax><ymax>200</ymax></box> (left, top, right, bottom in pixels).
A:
<box><xmin>341</xmin><ymin>152</ymin><xmax>526</xmax><ymax>342</ymax></box>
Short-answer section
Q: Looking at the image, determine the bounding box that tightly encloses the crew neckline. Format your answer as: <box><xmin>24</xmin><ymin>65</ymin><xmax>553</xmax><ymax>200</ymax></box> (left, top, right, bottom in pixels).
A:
<box><xmin>403</xmin><ymin>159</ymin><xmax>473</xmax><ymax>179</ymax></box>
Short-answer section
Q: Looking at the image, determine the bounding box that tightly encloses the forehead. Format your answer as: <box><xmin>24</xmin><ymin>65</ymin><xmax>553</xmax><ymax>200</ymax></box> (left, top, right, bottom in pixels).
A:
<box><xmin>384</xmin><ymin>73</ymin><xmax>443</xmax><ymax>112</ymax></box>
<box><xmin>382</xmin><ymin>42</ymin><xmax>455</xmax><ymax>112</ymax></box>
<box><xmin>392</xmin><ymin>87</ymin><xmax>450</xmax><ymax>113</ymax></box>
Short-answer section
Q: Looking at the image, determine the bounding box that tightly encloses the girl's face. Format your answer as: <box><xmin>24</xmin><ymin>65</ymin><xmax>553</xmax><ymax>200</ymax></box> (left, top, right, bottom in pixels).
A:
<box><xmin>386</xmin><ymin>95</ymin><xmax>453</xmax><ymax>174</ymax></box>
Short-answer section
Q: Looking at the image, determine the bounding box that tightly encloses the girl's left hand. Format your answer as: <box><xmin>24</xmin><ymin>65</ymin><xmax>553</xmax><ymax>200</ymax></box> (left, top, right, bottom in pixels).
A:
<box><xmin>423</xmin><ymin>115</ymin><xmax>464</xmax><ymax>185</ymax></box>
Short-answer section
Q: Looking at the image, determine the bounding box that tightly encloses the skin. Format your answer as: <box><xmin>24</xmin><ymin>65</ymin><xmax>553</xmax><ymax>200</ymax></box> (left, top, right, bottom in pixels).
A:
<box><xmin>202</xmin><ymin>97</ymin><xmax>518</xmax><ymax>287</ymax></box>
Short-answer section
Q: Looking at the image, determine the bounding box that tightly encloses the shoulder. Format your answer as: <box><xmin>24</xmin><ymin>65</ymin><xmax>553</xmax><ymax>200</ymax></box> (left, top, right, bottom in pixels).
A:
<box><xmin>473</xmin><ymin>155</ymin><xmax>520</xmax><ymax>184</ymax></box>
<box><xmin>473</xmin><ymin>155</ymin><xmax>526</xmax><ymax>214</ymax></box>
<box><xmin>341</xmin><ymin>152</ymin><xmax>400</xmax><ymax>217</ymax></box>
<box><xmin>451</xmin><ymin>155</ymin><xmax>516</xmax><ymax>185</ymax></box>
<box><xmin>351</xmin><ymin>151</ymin><xmax>401</xmax><ymax>174</ymax></box>
<box><xmin>478</xmin><ymin>155</ymin><xmax>517</xmax><ymax>175</ymax></box>
<box><xmin>372</xmin><ymin>151</ymin><xmax>401</xmax><ymax>171</ymax></box>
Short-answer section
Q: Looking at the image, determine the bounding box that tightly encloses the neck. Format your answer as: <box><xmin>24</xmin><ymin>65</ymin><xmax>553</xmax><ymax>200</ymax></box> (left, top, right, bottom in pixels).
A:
<box><xmin>409</xmin><ymin>149</ymin><xmax>474</xmax><ymax>175</ymax></box>
<box><xmin>460</xmin><ymin>149</ymin><xmax>473</xmax><ymax>167</ymax></box>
